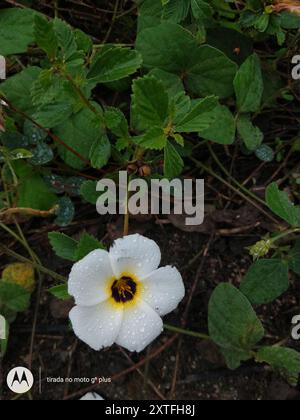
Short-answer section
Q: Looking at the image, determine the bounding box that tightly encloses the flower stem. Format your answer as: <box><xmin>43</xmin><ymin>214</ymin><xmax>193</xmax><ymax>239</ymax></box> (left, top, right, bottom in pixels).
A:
<box><xmin>271</xmin><ymin>228</ymin><xmax>300</xmax><ymax>243</ymax></box>
<box><xmin>164</xmin><ymin>324</ymin><xmax>210</xmax><ymax>340</ymax></box>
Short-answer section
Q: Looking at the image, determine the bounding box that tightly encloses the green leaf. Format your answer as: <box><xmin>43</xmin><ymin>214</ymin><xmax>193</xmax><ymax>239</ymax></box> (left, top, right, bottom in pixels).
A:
<box><xmin>14</xmin><ymin>162</ymin><xmax>57</xmax><ymax>211</ymax></box>
<box><xmin>75</xmin><ymin>233</ymin><xmax>105</xmax><ymax>261</ymax></box>
<box><xmin>191</xmin><ymin>0</ymin><xmax>213</xmax><ymax>22</ymax></box>
<box><xmin>54</xmin><ymin>196</ymin><xmax>75</xmax><ymax>227</ymax></box>
<box><xmin>256</xmin><ymin>347</ymin><xmax>300</xmax><ymax>386</ymax></box>
<box><xmin>48</xmin><ymin>284</ymin><xmax>71</xmax><ymax>301</ymax></box>
<box><xmin>89</xmin><ymin>134</ymin><xmax>111</xmax><ymax>169</ymax></box>
<box><xmin>199</xmin><ymin>104</ymin><xmax>236</xmax><ymax>145</ymax></box>
<box><xmin>149</xmin><ymin>68</ymin><xmax>185</xmax><ymax>98</ymax></box>
<box><xmin>7</xmin><ymin>149</ymin><xmax>34</xmax><ymax>161</ymax></box>
<box><xmin>221</xmin><ymin>348</ymin><xmax>253</xmax><ymax>370</ymax></box>
<box><xmin>208</xmin><ymin>283</ymin><xmax>264</xmax><ymax>368</ymax></box>
<box><xmin>136</xmin><ymin>23</ymin><xmax>198</xmax><ymax>72</ymax></box>
<box><xmin>164</xmin><ymin>141</ymin><xmax>184</xmax><ymax>178</ymax></box>
<box><xmin>186</xmin><ymin>46</ymin><xmax>238</xmax><ymax>99</ymax></box>
<box><xmin>53</xmin><ymin>107</ymin><xmax>104</xmax><ymax>170</ymax></box>
<box><xmin>104</xmin><ymin>108</ymin><xmax>129</xmax><ymax>138</ymax></box>
<box><xmin>131</xmin><ymin>76</ymin><xmax>170</xmax><ymax>131</ymax></box>
<box><xmin>134</xmin><ymin>127</ymin><xmax>167</xmax><ymax>150</ymax></box>
<box><xmin>80</xmin><ymin>180</ymin><xmax>99</xmax><ymax>205</ymax></box>
<box><xmin>34</xmin><ymin>15</ymin><xmax>58</xmax><ymax>59</ymax></box>
<box><xmin>1</xmin><ymin>66</ymin><xmax>41</xmax><ymax>114</ymax></box>
<box><xmin>30</xmin><ymin>142</ymin><xmax>54</xmax><ymax>166</ymax></box>
<box><xmin>266</xmin><ymin>183</ymin><xmax>300</xmax><ymax>227</ymax></box>
<box><xmin>88</xmin><ymin>47</ymin><xmax>142</xmax><ymax>85</ymax></box>
<box><xmin>53</xmin><ymin>18</ymin><xmax>78</xmax><ymax>62</ymax></box>
<box><xmin>162</xmin><ymin>0</ymin><xmax>190</xmax><ymax>22</ymax></box>
<box><xmin>48</xmin><ymin>232</ymin><xmax>78</xmax><ymax>261</ymax></box>
<box><xmin>175</xmin><ymin>96</ymin><xmax>218</xmax><ymax>133</ymax></box>
<box><xmin>0</xmin><ymin>282</ymin><xmax>30</xmax><ymax>312</ymax></box>
<box><xmin>136</xmin><ymin>23</ymin><xmax>237</xmax><ymax>98</ymax></box>
<box><xmin>280</xmin><ymin>11</ymin><xmax>300</xmax><ymax>29</ymax></box>
<box><xmin>255</xmin><ymin>144</ymin><xmax>274</xmax><ymax>162</ymax></box>
<box><xmin>137</xmin><ymin>0</ymin><xmax>163</xmax><ymax>33</ymax></box>
<box><xmin>234</xmin><ymin>54</ymin><xmax>264</xmax><ymax>113</ymax></box>
<box><xmin>237</xmin><ymin>114</ymin><xmax>263</xmax><ymax>151</ymax></box>
<box><xmin>289</xmin><ymin>239</ymin><xmax>300</xmax><ymax>276</ymax></box>
<box><xmin>74</xmin><ymin>29</ymin><xmax>93</xmax><ymax>54</ymax></box>
<box><xmin>240</xmin><ymin>259</ymin><xmax>290</xmax><ymax>305</ymax></box>
<box><xmin>33</xmin><ymin>103</ymin><xmax>73</xmax><ymax>128</ymax></box>
<box><xmin>0</xmin><ymin>8</ymin><xmax>38</xmax><ymax>55</ymax></box>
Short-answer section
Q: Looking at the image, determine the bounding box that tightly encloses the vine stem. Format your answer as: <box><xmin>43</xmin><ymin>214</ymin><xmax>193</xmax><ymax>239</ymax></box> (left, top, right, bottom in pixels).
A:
<box><xmin>207</xmin><ymin>143</ymin><xmax>267</xmax><ymax>207</ymax></box>
<box><xmin>190</xmin><ymin>156</ymin><xmax>279</xmax><ymax>225</ymax></box>
<box><xmin>0</xmin><ymin>244</ymin><xmax>66</xmax><ymax>283</ymax></box>
<box><xmin>271</xmin><ymin>228</ymin><xmax>300</xmax><ymax>243</ymax></box>
<box><xmin>164</xmin><ymin>324</ymin><xmax>210</xmax><ymax>340</ymax></box>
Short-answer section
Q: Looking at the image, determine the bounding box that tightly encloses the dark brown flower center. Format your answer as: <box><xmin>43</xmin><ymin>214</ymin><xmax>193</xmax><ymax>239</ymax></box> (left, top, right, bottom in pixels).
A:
<box><xmin>111</xmin><ymin>277</ymin><xmax>137</xmax><ymax>303</ymax></box>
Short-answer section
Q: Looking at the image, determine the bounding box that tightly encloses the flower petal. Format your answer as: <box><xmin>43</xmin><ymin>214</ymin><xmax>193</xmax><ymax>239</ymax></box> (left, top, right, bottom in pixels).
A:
<box><xmin>116</xmin><ymin>300</ymin><xmax>163</xmax><ymax>352</ymax></box>
<box><xmin>69</xmin><ymin>301</ymin><xmax>123</xmax><ymax>351</ymax></box>
<box><xmin>141</xmin><ymin>266</ymin><xmax>185</xmax><ymax>316</ymax></box>
<box><xmin>68</xmin><ymin>250</ymin><xmax>114</xmax><ymax>306</ymax></box>
<box><xmin>80</xmin><ymin>393</ymin><xmax>104</xmax><ymax>401</ymax></box>
<box><xmin>109</xmin><ymin>234</ymin><xmax>161</xmax><ymax>279</ymax></box>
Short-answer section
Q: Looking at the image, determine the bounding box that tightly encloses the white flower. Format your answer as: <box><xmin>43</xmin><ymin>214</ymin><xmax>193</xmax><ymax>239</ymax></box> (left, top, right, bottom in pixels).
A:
<box><xmin>80</xmin><ymin>393</ymin><xmax>104</xmax><ymax>401</ymax></box>
<box><xmin>68</xmin><ymin>234</ymin><xmax>185</xmax><ymax>353</ymax></box>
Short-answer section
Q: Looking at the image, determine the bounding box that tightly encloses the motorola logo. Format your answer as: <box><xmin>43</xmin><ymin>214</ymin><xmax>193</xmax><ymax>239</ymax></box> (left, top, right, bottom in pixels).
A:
<box><xmin>7</xmin><ymin>367</ymin><xmax>34</xmax><ymax>394</ymax></box>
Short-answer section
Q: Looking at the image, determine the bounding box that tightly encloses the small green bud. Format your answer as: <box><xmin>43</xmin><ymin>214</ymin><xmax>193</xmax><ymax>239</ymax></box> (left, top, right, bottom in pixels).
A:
<box><xmin>249</xmin><ymin>239</ymin><xmax>272</xmax><ymax>260</ymax></box>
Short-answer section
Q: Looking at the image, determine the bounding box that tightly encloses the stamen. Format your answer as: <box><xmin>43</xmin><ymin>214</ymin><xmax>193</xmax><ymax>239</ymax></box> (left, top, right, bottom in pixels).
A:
<box><xmin>111</xmin><ymin>276</ymin><xmax>137</xmax><ymax>304</ymax></box>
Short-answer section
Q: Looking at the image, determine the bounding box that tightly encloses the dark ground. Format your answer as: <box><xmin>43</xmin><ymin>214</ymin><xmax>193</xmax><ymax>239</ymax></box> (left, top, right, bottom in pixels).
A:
<box><xmin>1</xmin><ymin>0</ymin><xmax>300</xmax><ymax>401</ymax></box>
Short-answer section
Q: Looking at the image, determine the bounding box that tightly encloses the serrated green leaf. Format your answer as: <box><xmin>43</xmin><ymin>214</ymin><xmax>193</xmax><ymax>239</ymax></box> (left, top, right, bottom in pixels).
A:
<box><xmin>53</xmin><ymin>107</ymin><xmax>104</xmax><ymax>170</ymax></box>
<box><xmin>132</xmin><ymin>75</ymin><xmax>170</xmax><ymax>131</ymax></box>
<box><xmin>104</xmin><ymin>108</ymin><xmax>129</xmax><ymax>138</ymax></box>
<box><xmin>80</xmin><ymin>180</ymin><xmax>99</xmax><ymax>205</ymax></box>
<box><xmin>53</xmin><ymin>18</ymin><xmax>78</xmax><ymax>61</ymax></box>
<box><xmin>134</xmin><ymin>127</ymin><xmax>167</xmax><ymax>150</ymax></box>
<box><xmin>162</xmin><ymin>0</ymin><xmax>190</xmax><ymax>22</ymax></box>
<box><xmin>75</xmin><ymin>233</ymin><xmax>105</xmax><ymax>261</ymax></box>
<box><xmin>240</xmin><ymin>259</ymin><xmax>290</xmax><ymax>305</ymax></box>
<box><xmin>48</xmin><ymin>284</ymin><xmax>71</xmax><ymax>301</ymax></box>
<box><xmin>88</xmin><ymin>47</ymin><xmax>142</xmax><ymax>85</ymax></box>
<box><xmin>1</xmin><ymin>66</ymin><xmax>41</xmax><ymax>114</ymax></box>
<box><xmin>89</xmin><ymin>134</ymin><xmax>111</xmax><ymax>169</ymax></box>
<box><xmin>175</xmin><ymin>96</ymin><xmax>218</xmax><ymax>133</ymax></box>
<box><xmin>0</xmin><ymin>8</ymin><xmax>38</xmax><ymax>55</ymax></box>
<box><xmin>33</xmin><ymin>103</ymin><xmax>73</xmax><ymax>128</ymax></box>
<box><xmin>34</xmin><ymin>15</ymin><xmax>58</xmax><ymax>59</ymax></box>
<box><xmin>191</xmin><ymin>0</ymin><xmax>213</xmax><ymax>21</ymax></box>
<box><xmin>164</xmin><ymin>141</ymin><xmax>184</xmax><ymax>178</ymax></box>
<box><xmin>48</xmin><ymin>232</ymin><xmax>78</xmax><ymax>261</ymax></box>
<box><xmin>0</xmin><ymin>282</ymin><xmax>30</xmax><ymax>313</ymax></box>
<box><xmin>266</xmin><ymin>183</ymin><xmax>300</xmax><ymax>227</ymax></box>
